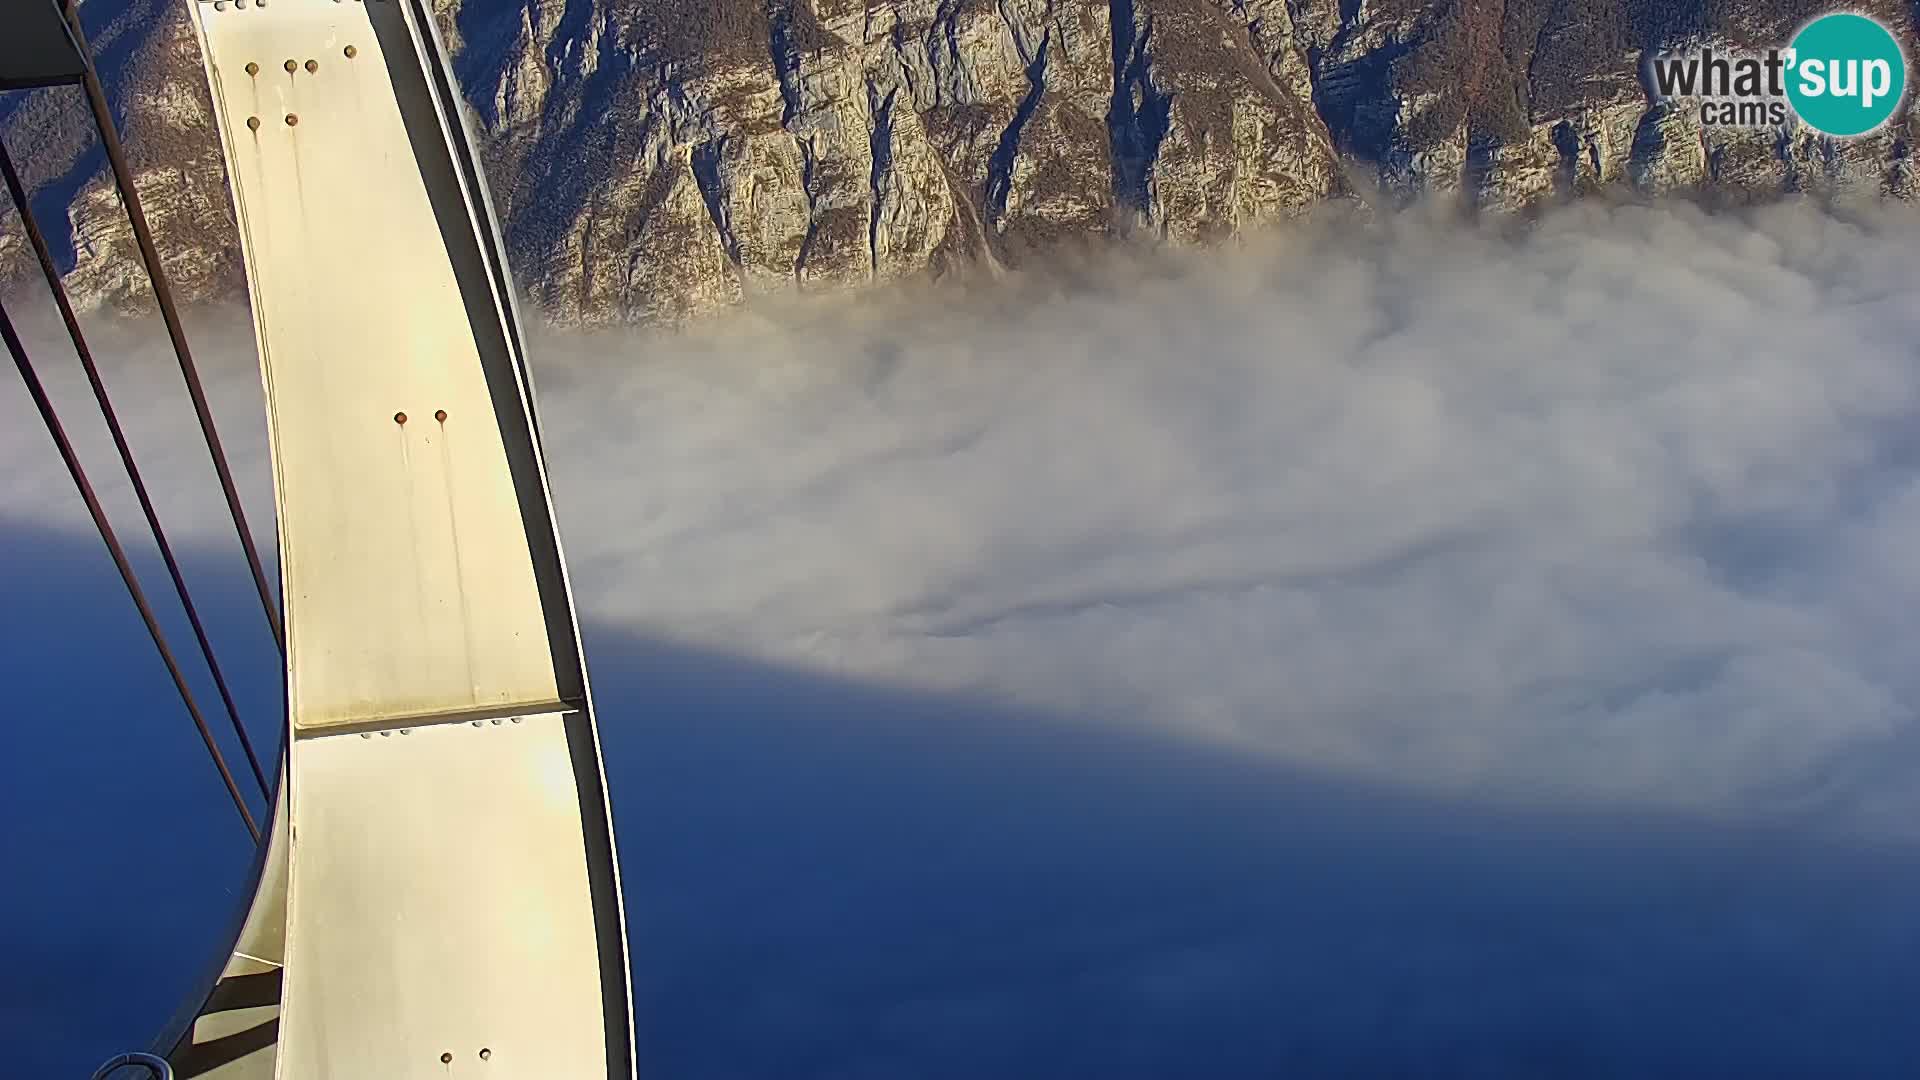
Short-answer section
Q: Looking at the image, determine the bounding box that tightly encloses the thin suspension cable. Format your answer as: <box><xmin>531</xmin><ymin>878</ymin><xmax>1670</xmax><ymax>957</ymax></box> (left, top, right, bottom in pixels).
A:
<box><xmin>2</xmin><ymin>298</ymin><xmax>260</xmax><ymax>843</ymax></box>
<box><xmin>63</xmin><ymin>2</ymin><xmax>285</xmax><ymax>656</ymax></box>
<box><xmin>0</xmin><ymin>139</ymin><xmax>270</xmax><ymax>800</ymax></box>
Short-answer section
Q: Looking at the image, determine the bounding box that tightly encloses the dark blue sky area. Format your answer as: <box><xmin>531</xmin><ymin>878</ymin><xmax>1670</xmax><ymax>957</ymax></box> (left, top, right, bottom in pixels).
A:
<box><xmin>4</xmin><ymin>516</ymin><xmax>1918</xmax><ymax>1078</ymax></box>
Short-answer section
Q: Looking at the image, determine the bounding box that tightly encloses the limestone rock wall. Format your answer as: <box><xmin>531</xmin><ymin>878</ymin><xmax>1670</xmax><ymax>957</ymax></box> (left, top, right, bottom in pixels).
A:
<box><xmin>2</xmin><ymin>0</ymin><xmax>1914</xmax><ymax>323</ymax></box>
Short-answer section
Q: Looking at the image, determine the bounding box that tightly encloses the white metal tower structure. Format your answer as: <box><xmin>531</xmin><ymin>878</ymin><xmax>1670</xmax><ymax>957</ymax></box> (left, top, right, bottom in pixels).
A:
<box><xmin>157</xmin><ymin>0</ymin><xmax>637</xmax><ymax>1074</ymax></box>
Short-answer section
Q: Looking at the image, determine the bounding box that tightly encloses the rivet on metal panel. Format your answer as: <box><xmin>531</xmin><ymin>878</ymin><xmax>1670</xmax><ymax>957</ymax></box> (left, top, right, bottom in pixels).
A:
<box><xmin>399</xmin><ymin>728</ymin><xmax>411</xmax><ymax>735</ymax></box>
<box><xmin>479</xmin><ymin>1048</ymin><xmax>492</xmax><ymax>1061</ymax></box>
<box><xmin>510</xmin><ymin>717</ymin><xmax>521</xmax><ymax>723</ymax></box>
<box><xmin>212</xmin><ymin>2</ymin><xmax>227</xmax><ymax>10</ymax></box>
<box><xmin>245</xmin><ymin>62</ymin><xmax>259</xmax><ymax>76</ymax></box>
<box><xmin>344</xmin><ymin>45</ymin><xmax>358</xmax><ymax>58</ymax></box>
<box><xmin>490</xmin><ymin>718</ymin><xmax>502</xmax><ymax>725</ymax></box>
<box><xmin>394</xmin><ymin>411</ymin><xmax>408</xmax><ymax>425</ymax></box>
<box><xmin>246</xmin><ymin>116</ymin><xmax>260</xmax><ymax>131</ymax></box>
<box><xmin>441</xmin><ymin>1052</ymin><xmax>453</xmax><ymax>1064</ymax></box>
<box><xmin>470</xmin><ymin>720</ymin><xmax>483</xmax><ymax>727</ymax></box>
<box><xmin>285</xmin><ymin>114</ymin><xmax>299</xmax><ymax>126</ymax></box>
<box><xmin>434</xmin><ymin>409</ymin><xmax>448</xmax><ymax>422</ymax></box>
<box><xmin>234</xmin><ymin>0</ymin><xmax>246</xmax><ymax>9</ymax></box>
<box><xmin>306</xmin><ymin>60</ymin><xmax>319</xmax><ymax>73</ymax></box>
<box><xmin>380</xmin><ymin>730</ymin><xmax>391</xmax><ymax>737</ymax></box>
<box><xmin>284</xmin><ymin>59</ymin><xmax>297</xmax><ymax>73</ymax></box>
<box><xmin>360</xmin><ymin>733</ymin><xmax>372</xmax><ymax>739</ymax></box>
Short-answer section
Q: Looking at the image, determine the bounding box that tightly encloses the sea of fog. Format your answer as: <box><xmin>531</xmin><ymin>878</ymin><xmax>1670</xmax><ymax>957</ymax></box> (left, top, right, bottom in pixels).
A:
<box><xmin>5</xmin><ymin>199</ymin><xmax>1920</xmax><ymax>1076</ymax></box>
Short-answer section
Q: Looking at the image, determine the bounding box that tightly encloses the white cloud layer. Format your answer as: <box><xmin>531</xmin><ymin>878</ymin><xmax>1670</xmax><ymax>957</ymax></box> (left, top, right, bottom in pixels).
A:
<box><xmin>8</xmin><ymin>197</ymin><xmax>1920</xmax><ymax>837</ymax></box>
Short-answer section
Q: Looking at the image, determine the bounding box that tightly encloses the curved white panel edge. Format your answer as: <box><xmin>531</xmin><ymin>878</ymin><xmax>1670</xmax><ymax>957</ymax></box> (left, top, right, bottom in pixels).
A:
<box><xmin>177</xmin><ymin>0</ymin><xmax>635</xmax><ymax>1074</ymax></box>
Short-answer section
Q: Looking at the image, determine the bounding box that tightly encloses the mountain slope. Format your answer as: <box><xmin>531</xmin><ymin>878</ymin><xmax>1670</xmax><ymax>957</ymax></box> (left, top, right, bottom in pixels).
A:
<box><xmin>3</xmin><ymin>0</ymin><xmax>1915</xmax><ymax>323</ymax></box>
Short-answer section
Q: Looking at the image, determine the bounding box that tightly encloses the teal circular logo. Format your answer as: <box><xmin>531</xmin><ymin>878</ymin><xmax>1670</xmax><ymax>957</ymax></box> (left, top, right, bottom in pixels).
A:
<box><xmin>1786</xmin><ymin>13</ymin><xmax>1908</xmax><ymax>137</ymax></box>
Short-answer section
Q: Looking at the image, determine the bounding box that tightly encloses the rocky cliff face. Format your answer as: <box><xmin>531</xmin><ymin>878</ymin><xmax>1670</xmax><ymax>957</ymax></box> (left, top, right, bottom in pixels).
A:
<box><xmin>452</xmin><ymin>0</ymin><xmax>1343</xmax><ymax>321</ymax></box>
<box><xmin>0</xmin><ymin>0</ymin><xmax>242</xmax><ymax>307</ymax></box>
<box><xmin>3</xmin><ymin>0</ymin><xmax>1916</xmax><ymax>323</ymax></box>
